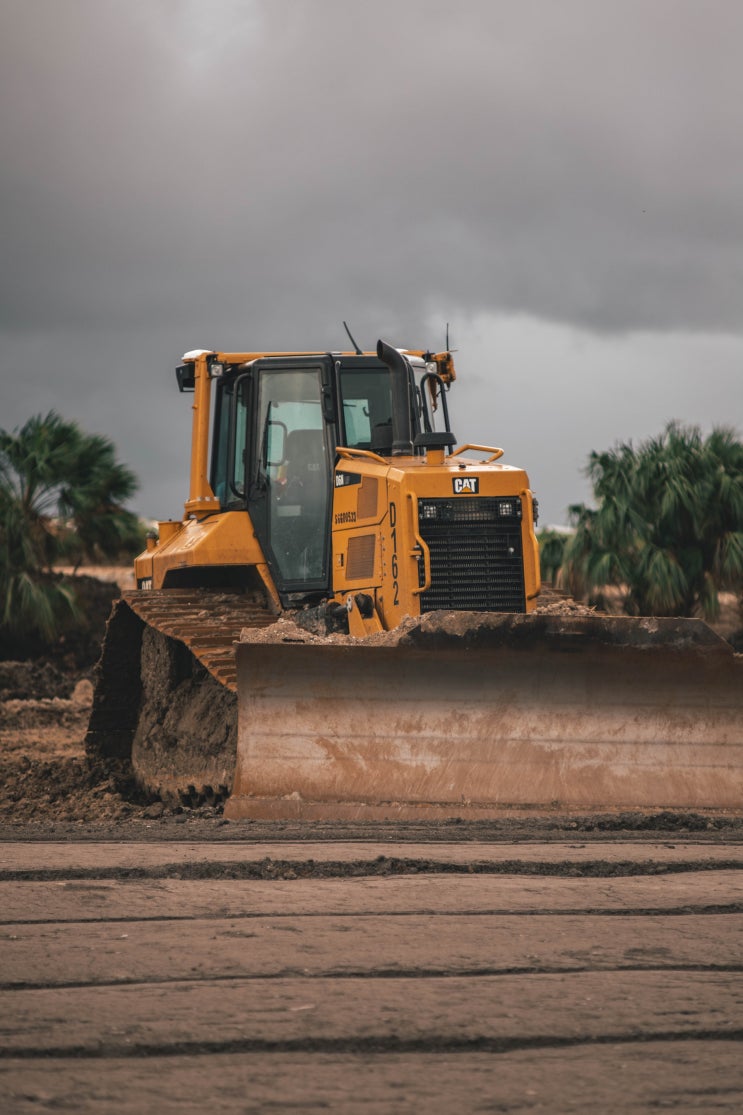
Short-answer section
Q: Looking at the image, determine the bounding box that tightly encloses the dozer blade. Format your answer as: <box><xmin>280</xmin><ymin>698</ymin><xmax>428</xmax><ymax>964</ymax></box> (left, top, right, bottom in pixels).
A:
<box><xmin>227</xmin><ymin>613</ymin><xmax>743</xmax><ymax>820</ymax></box>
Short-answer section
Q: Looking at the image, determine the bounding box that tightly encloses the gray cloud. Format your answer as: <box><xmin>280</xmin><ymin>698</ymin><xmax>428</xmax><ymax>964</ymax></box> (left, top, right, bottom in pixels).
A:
<box><xmin>1</xmin><ymin>0</ymin><xmax>742</xmax><ymax>521</ymax></box>
<box><xmin>4</xmin><ymin>0</ymin><xmax>743</xmax><ymax>336</ymax></box>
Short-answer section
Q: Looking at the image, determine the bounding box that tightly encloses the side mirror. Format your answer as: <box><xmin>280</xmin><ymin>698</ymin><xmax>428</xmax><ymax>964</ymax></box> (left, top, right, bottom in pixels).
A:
<box><xmin>175</xmin><ymin>364</ymin><xmax>195</xmax><ymax>392</ymax></box>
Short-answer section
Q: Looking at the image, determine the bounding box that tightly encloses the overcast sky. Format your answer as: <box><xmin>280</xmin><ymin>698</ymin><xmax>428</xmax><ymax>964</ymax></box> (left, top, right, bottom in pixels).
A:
<box><xmin>1</xmin><ymin>0</ymin><xmax>742</xmax><ymax>524</ymax></box>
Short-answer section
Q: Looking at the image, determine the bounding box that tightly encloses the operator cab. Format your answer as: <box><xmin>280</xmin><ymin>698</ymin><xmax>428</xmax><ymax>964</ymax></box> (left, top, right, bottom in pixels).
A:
<box><xmin>205</xmin><ymin>350</ymin><xmax>454</xmax><ymax>601</ymax></box>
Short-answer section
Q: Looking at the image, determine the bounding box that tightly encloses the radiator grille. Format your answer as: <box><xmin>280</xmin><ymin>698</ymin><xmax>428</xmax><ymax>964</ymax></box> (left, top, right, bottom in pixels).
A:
<box><xmin>418</xmin><ymin>498</ymin><xmax>525</xmax><ymax>612</ymax></box>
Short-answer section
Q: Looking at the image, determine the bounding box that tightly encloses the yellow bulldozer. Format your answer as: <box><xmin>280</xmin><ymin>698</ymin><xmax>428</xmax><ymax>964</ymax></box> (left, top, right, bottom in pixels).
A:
<box><xmin>86</xmin><ymin>339</ymin><xmax>743</xmax><ymax>818</ymax></box>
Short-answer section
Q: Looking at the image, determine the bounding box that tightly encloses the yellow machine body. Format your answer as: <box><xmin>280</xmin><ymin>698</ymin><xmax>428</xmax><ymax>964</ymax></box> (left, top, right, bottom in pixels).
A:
<box><xmin>89</xmin><ymin>340</ymin><xmax>742</xmax><ymax>820</ymax></box>
<box><xmin>329</xmin><ymin>447</ymin><xmax>539</xmax><ymax>635</ymax></box>
<box><xmin>133</xmin><ymin>347</ymin><xmax>540</xmax><ymax>634</ymax></box>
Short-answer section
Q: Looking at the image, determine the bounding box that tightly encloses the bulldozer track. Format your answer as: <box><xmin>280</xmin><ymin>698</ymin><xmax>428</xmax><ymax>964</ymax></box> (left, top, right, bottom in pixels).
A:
<box><xmin>86</xmin><ymin>588</ymin><xmax>279</xmax><ymax>797</ymax></box>
<box><xmin>122</xmin><ymin>589</ymin><xmax>277</xmax><ymax>691</ymax></box>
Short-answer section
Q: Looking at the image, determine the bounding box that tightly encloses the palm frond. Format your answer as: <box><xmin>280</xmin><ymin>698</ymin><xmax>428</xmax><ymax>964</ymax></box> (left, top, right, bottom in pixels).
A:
<box><xmin>560</xmin><ymin>421</ymin><xmax>742</xmax><ymax>616</ymax></box>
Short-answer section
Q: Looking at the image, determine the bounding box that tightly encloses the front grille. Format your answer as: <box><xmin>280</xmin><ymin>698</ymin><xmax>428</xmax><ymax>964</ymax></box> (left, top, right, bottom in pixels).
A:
<box><xmin>418</xmin><ymin>497</ymin><xmax>525</xmax><ymax>612</ymax></box>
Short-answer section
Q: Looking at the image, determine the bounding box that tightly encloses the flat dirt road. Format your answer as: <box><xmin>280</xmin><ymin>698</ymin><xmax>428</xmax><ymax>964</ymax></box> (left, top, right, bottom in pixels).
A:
<box><xmin>2</xmin><ymin>834</ymin><xmax>743</xmax><ymax>1113</ymax></box>
<box><xmin>3</xmin><ymin>626</ymin><xmax>743</xmax><ymax>1111</ymax></box>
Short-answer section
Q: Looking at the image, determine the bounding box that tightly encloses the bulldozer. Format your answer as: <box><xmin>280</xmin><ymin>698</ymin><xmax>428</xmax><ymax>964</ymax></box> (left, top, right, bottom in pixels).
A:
<box><xmin>86</xmin><ymin>339</ymin><xmax>743</xmax><ymax>818</ymax></box>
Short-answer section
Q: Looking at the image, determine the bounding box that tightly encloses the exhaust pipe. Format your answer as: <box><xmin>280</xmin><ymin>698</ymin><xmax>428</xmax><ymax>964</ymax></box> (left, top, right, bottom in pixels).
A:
<box><xmin>377</xmin><ymin>339</ymin><xmax>413</xmax><ymax>456</ymax></box>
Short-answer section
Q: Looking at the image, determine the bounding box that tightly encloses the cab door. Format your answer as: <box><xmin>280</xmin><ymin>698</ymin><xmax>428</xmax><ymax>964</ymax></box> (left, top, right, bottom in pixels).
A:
<box><xmin>247</xmin><ymin>359</ymin><xmax>336</xmax><ymax>598</ymax></box>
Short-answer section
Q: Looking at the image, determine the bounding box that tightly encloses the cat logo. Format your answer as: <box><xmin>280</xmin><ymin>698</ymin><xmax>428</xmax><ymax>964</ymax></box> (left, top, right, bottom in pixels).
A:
<box><xmin>452</xmin><ymin>476</ymin><xmax>479</xmax><ymax>495</ymax></box>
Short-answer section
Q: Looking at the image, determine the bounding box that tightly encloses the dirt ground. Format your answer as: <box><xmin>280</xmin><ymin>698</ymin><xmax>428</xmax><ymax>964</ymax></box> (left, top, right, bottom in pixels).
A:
<box><xmin>2</xmin><ymin>835</ymin><xmax>743</xmax><ymax>1112</ymax></box>
<box><xmin>2</xmin><ymin>654</ymin><xmax>743</xmax><ymax>842</ymax></box>
<box><xmin>2</xmin><ymin>572</ymin><xmax>742</xmax><ymax>1111</ymax></box>
<box><xmin>1</xmin><ymin>570</ymin><xmax>741</xmax><ymax>842</ymax></box>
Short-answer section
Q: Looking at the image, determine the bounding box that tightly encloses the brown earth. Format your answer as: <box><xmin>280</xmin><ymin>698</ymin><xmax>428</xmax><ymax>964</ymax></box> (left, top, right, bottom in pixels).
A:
<box><xmin>3</xmin><ymin>839</ymin><xmax>743</xmax><ymax>1112</ymax></box>
<box><xmin>5</xmin><ymin>664</ymin><xmax>740</xmax><ymax>838</ymax></box>
<box><xmin>0</xmin><ymin>569</ymin><xmax>741</xmax><ymax>841</ymax></box>
<box><xmin>2</xmin><ymin>573</ymin><xmax>742</xmax><ymax>1110</ymax></box>
<box><xmin>2</xmin><ymin>651</ymin><xmax>742</xmax><ymax>845</ymax></box>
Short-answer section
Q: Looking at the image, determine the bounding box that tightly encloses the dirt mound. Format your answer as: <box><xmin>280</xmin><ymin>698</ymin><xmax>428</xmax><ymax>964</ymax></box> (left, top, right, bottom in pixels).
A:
<box><xmin>241</xmin><ymin>591</ymin><xmax>604</xmax><ymax>649</ymax></box>
<box><xmin>0</xmin><ymin>679</ymin><xmax>170</xmax><ymax>825</ymax></box>
<box><xmin>0</xmin><ymin>569</ymin><xmax>139</xmax><ymax>826</ymax></box>
<box><xmin>0</xmin><ymin>679</ymin><xmax>126</xmax><ymax>823</ymax></box>
<box><xmin>0</xmin><ymin>755</ymin><xmax>111</xmax><ymax>823</ymax></box>
<box><xmin>0</xmin><ymin>660</ymin><xmax>81</xmax><ymax>701</ymax></box>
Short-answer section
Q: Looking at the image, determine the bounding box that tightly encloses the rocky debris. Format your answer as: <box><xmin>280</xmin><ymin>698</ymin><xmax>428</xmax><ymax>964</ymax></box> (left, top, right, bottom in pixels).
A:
<box><xmin>536</xmin><ymin>598</ymin><xmax>601</xmax><ymax>617</ymax></box>
<box><xmin>240</xmin><ymin>593</ymin><xmax>601</xmax><ymax>650</ymax></box>
<box><xmin>239</xmin><ymin>612</ymin><xmax>423</xmax><ymax>648</ymax></box>
<box><xmin>241</xmin><ymin>588</ymin><xmax>743</xmax><ymax>657</ymax></box>
<box><xmin>239</xmin><ymin>599</ymin><xmax>731</xmax><ymax>658</ymax></box>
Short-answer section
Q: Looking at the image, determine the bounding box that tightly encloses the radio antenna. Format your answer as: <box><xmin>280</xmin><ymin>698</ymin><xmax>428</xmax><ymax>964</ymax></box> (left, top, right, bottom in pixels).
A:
<box><xmin>343</xmin><ymin>321</ymin><xmax>363</xmax><ymax>355</ymax></box>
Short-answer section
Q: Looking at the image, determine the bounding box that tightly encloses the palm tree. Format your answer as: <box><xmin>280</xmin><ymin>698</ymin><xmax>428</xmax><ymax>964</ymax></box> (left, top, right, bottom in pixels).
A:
<box><xmin>537</xmin><ymin>529</ymin><xmax>568</xmax><ymax>584</ymax></box>
<box><xmin>561</xmin><ymin>422</ymin><xmax>743</xmax><ymax>619</ymax></box>
<box><xmin>60</xmin><ymin>430</ymin><xmax>141</xmax><ymax>570</ymax></box>
<box><xmin>0</xmin><ymin>412</ymin><xmax>139</xmax><ymax>638</ymax></box>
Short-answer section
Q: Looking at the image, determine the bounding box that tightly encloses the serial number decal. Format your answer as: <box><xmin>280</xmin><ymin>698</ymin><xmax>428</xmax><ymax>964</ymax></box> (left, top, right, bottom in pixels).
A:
<box><xmin>335</xmin><ymin>510</ymin><xmax>357</xmax><ymax>524</ymax></box>
<box><xmin>389</xmin><ymin>500</ymin><xmax>400</xmax><ymax>606</ymax></box>
<box><xmin>452</xmin><ymin>476</ymin><xmax>479</xmax><ymax>494</ymax></box>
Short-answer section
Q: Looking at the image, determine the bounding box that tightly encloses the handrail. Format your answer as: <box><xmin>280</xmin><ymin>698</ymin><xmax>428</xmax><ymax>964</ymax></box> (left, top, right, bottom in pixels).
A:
<box><xmin>449</xmin><ymin>443</ymin><xmax>504</xmax><ymax>463</ymax></box>
<box><xmin>336</xmin><ymin>446</ymin><xmax>389</xmax><ymax>466</ymax></box>
<box><xmin>407</xmin><ymin>491</ymin><xmax>431</xmax><ymax>595</ymax></box>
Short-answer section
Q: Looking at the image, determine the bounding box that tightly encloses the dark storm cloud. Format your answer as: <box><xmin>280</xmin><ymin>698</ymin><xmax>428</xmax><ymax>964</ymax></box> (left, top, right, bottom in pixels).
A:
<box><xmin>2</xmin><ymin>0</ymin><xmax>743</xmax><ymax>341</ymax></box>
<box><xmin>1</xmin><ymin>0</ymin><xmax>742</xmax><ymax>521</ymax></box>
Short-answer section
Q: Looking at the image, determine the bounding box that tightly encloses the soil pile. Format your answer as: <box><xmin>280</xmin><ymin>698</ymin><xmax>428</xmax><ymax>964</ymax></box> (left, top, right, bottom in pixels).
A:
<box><xmin>0</xmin><ymin>570</ymin><xmax>145</xmax><ymax>826</ymax></box>
<box><xmin>0</xmin><ymin>663</ymin><xmax>225</xmax><ymax>828</ymax></box>
<box><xmin>0</xmin><ymin>663</ymin><xmax>129</xmax><ymax>824</ymax></box>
